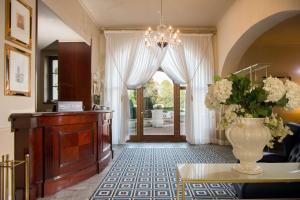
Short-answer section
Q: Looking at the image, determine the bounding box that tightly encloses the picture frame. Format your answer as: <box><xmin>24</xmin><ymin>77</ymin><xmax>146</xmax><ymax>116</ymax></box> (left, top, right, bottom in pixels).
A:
<box><xmin>5</xmin><ymin>0</ymin><xmax>32</xmax><ymax>49</ymax></box>
<box><xmin>4</xmin><ymin>44</ymin><xmax>31</xmax><ymax>97</ymax></box>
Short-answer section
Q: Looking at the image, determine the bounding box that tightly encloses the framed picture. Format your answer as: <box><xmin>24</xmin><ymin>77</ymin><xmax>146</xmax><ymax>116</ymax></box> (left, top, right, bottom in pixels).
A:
<box><xmin>5</xmin><ymin>0</ymin><xmax>32</xmax><ymax>49</ymax></box>
<box><xmin>4</xmin><ymin>44</ymin><xmax>31</xmax><ymax>97</ymax></box>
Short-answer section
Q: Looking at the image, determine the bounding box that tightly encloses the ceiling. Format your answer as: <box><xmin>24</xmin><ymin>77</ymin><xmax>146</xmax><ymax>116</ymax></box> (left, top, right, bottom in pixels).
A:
<box><xmin>79</xmin><ymin>0</ymin><xmax>235</xmax><ymax>28</ymax></box>
<box><xmin>38</xmin><ymin>1</ymin><xmax>84</xmax><ymax>49</ymax></box>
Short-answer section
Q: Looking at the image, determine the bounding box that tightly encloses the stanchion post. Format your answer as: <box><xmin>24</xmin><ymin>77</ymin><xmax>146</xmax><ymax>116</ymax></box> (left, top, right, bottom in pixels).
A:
<box><xmin>25</xmin><ymin>154</ymin><xmax>30</xmax><ymax>200</ymax></box>
<box><xmin>0</xmin><ymin>155</ymin><xmax>4</xmax><ymax>200</ymax></box>
<box><xmin>5</xmin><ymin>155</ymin><xmax>9</xmax><ymax>200</ymax></box>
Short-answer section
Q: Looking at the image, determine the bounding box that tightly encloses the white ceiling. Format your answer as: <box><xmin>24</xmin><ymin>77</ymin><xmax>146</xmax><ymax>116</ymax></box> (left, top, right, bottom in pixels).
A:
<box><xmin>79</xmin><ymin>0</ymin><xmax>235</xmax><ymax>28</ymax></box>
<box><xmin>38</xmin><ymin>1</ymin><xmax>84</xmax><ymax>49</ymax></box>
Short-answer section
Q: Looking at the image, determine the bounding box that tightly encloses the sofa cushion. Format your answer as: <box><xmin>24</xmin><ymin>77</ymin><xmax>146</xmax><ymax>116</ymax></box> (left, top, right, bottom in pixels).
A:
<box><xmin>288</xmin><ymin>142</ymin><xmax>300</xmax><ymax>162</ymax></box>
<box><xmin>233</xmin><ymin>182</ymin><xmax>300</xmax><ymax>199</ymax></box>
<box><xmin>285</xmin><ymin>122</ymin><xmax>300</xmax><ymax>156</ymax></box>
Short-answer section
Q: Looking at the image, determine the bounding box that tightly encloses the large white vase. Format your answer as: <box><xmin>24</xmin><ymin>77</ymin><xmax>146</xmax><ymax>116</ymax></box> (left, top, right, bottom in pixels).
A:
<box><xmin>225</xmin><ymin>118</ymin><xmax>271</xmax><ymax>175</ymax></box>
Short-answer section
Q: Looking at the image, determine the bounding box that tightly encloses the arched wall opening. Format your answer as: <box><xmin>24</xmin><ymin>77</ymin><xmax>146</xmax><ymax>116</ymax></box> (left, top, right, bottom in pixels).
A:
<box><xmin>221</xmin><ymin>11</ymin><xmax>300</xmax><ymax>76</ymax></box>
<box><xmin>236</xmin><ymin>14</ymin><xmax>300</xmax><ymax>123</ymax></box>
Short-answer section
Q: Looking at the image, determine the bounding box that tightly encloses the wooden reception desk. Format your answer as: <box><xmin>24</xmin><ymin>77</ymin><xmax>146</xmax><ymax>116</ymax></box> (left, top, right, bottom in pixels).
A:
<box><xmin>9</xmin><ymin>111</ymin><xmax>113</xmax><ymax>199</ymax></box>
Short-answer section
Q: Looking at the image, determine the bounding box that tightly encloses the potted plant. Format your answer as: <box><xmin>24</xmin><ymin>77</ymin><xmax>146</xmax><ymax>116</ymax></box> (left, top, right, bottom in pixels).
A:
<box><xmin>205</xmin><ymin>74</ymin><xmax>300</xmax><ymax>174</ymax></box>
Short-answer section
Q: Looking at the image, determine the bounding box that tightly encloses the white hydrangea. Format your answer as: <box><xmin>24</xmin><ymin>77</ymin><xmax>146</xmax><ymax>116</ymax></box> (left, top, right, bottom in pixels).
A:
<box><xmin>263</xmin><ymin>77</ymin><xmax>286</xmax><ymax>102</ymax></box>
<box><xmin>213</xmin><ymin>79</ymin><xmax>233</xmax><ymax>103</ymax></box>
<box><xmin>218</xmin><ymin>104</ymin><xmax>241</xmax><ymax>130</ymax></box>
<box><xmin>205</xmin><ymin>85</ymin><xmax>220</xmax><ymax>110</ymax></box>
<box><xmin>285</xmin><ymin>80</ymin><xmax>300</xmax><ymax>110</ymax></box>
<box><xmin>264</xmin><ymin>114</ymin><xmax>293</xmax><ymax>148</ymax></box>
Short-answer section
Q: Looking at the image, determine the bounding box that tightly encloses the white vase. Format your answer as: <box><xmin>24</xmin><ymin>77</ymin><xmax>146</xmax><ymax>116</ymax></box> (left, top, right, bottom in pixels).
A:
<box><xmin>225</xmin><ymin>118</ymin><xmax>271</xmax><ymax>175</ymax></box>
<box><xmin>151</xmin><ymin>109</ymin><xmax>164</xmax><ymax>127</ymax></box>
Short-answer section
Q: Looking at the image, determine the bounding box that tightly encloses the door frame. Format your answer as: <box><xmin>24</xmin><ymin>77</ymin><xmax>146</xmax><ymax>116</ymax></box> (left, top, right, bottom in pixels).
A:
<box><xmin>129</xmin><ymin>83</ymin><xmax>186</xmax><ymax>142</ymax></box>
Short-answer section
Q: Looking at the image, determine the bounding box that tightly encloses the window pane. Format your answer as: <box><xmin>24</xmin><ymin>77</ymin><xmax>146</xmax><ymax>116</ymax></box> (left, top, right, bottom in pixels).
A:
<box><xmin>143</xmin><ymin>71</ymin><xmax>174</xmax><ymax>136</ymax></box>
<box><xmin>52</xmin><ymin>60</ymin><xmax>58</xmax><ymax>74</ymax></box>
<box><xmin>52</xmin><ymin>74</ymin><xmax>58</xmax><ymax>87</ymax></box>
<box><xmin>128</xmin><ymin>89</ymin><xmax>137</xmax><ymax>135</ymax></box>
<box><xmin>53</xmin><ymin>87</ymin><xmax>58</xmax><ymax>100</ymax></box>
<box><xmin>180</xmin><ymin>89</ymin><xmax>186</xmax><ymax>135</ymax></box>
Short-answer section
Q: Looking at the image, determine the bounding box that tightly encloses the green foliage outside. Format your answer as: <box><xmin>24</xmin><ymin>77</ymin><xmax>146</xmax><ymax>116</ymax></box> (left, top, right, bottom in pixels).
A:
<box><xmin>128</xmin><ymin>79</ymin><xmax>186</xmax><ymax>113</ymax></box>
<box><xmin>159</xmin><ymin>80</ymin><xmax>173</xmax><ymax>108</ymax></box>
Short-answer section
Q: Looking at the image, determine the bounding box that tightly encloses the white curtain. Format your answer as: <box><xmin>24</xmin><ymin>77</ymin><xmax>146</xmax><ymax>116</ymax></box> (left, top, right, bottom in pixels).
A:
<box><xmin>105</xmin><ymin>31</ymin><xmax>215</xmax><ymax>144</ymax></box>
<box><xmin>104</xmin><ymin>31</ymin><xmax>166</xmax><ymax>144</ymax></box>
<box><xmin>182</xmin><ymin>35</ymin><xmax>215</xmax><ymax>144</ymax></box>
<box><xmin>162</xmin><ymin>35</ymin><xmax>215</xmax><ymax>144</ymax></box>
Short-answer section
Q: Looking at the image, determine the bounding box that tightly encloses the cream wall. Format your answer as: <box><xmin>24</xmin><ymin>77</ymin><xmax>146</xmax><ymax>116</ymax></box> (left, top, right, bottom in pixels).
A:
<box><xmin>0</xmin><ymin>0</ymin><xmax>36</xmax><ymax>158</ymax></box>
<box><xmin>217</xmin><ymin>0</ymin><xmax>300</xmax><ymax>76</ymax></box>
<box><xmin>99</xmin><ymin>32</ymin><xmax>106</xmax><ymax>104</ymax></box>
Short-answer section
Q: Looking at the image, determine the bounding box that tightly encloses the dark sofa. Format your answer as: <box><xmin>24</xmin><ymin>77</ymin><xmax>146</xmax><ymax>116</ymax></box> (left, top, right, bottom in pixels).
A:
<box><xmin>233</xmin><ymin>122</ymin><xmax>300</xmax><ymax>199</ymax></box>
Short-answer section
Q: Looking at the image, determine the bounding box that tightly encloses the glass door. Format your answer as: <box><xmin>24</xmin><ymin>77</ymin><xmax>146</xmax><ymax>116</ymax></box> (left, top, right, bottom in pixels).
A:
<box><xmin>129</xmin><ymin>70</ymin><xmax>186</xmax><ymax>142</ymax></box>
<box><xmin>128</xmin><ymin>89</ymin><xmax>137</xmax><ymax>136</ymax></box>
<box><xmin>143</xmin><ymin>71</ymin><xmax>174</xmax><ymax>136</ymax></box>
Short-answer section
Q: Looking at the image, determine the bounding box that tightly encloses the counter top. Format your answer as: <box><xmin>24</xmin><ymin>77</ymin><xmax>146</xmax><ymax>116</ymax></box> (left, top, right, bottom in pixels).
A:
<box><xmin>9</xmin><ymin>110</ymin><xmax>113</xmax><ymax>119</ymax></box>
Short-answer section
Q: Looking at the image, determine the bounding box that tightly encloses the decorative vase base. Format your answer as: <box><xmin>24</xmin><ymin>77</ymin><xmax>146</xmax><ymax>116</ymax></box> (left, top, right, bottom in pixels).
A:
<box><xmin>233</xmin><ymin>164</ymin><xmax>263</xmax><ymax>175</ymax></box>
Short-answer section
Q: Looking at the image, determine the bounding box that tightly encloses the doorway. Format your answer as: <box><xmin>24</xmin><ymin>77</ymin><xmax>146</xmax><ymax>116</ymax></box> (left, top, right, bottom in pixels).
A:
<box><xmin>129</xmin><ymin>70</ymin><xmax>186</xmax><ymax>142</ymax></box>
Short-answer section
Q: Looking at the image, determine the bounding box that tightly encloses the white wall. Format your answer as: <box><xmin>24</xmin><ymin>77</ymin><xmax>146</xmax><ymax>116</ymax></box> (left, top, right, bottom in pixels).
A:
<box><xmin>217</xmin><ymin>0</ymin><xmax>300</xmax><ymax>76</ymax></box>
<box><xmin>0</xmin><ymin>0</ymin><xmax>36</xmax><ymax>158</ymax></box>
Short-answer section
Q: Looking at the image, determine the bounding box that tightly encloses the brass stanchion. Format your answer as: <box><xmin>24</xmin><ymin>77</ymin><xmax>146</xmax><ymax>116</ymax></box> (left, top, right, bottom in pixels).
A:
<box><xmin>0</xmin><ymin>154</ymin><xmax>29</xmax><ymax>200</ymax></box>
<box><xmin>0</xmin><ymin>155</ymin><xmax>4</xmax><ymax>200</ymax></box>
<box><xmin>5</xmin><ymin>155</ymin><xmax>8</xmax><ymax>200</ymax></box>
<box><xmin>25</xmin><ymin>154</ymin><xmax>30</xmax><ymax>200</ymax></box>
<box><xmin>11</xmin><ymin>158</ymin><xmax>15</xmax><ymax>200</ymax></box>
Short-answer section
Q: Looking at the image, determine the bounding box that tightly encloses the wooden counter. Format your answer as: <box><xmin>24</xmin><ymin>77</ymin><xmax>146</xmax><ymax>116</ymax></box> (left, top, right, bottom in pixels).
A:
<box><xmin>9</xmin><ymin>111</ymin><xmax>113</xmax><ymax>200</ymax></box>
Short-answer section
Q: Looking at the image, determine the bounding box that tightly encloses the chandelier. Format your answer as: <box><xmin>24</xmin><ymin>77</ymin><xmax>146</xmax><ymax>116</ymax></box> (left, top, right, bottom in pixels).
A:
<box><xmin>144</xmin><ymin>0</ymin><xmax>181</xmax><ymax>48</ymax></box>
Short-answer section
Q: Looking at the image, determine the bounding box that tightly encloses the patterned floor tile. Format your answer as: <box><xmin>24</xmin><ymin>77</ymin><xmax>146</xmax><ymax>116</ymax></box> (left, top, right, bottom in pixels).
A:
<box><xmin>90</xmin><ymin>148</ymin><xmax>237</xmax><ymax>199</ymax></box>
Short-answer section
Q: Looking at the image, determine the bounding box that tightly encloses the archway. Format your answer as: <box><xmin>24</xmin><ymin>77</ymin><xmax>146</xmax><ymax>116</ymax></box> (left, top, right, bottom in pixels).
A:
<box><xmin>221</xmin><ymin>11</ymin><xmax>300</xmax><ymax>76</ymax></box>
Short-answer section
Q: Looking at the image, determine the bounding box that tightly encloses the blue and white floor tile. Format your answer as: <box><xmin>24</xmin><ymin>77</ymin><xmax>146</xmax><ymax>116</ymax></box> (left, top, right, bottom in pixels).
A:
<box><xmin>90</xmin><ymin>148</ymin><xmax>237</xmax><ymax>200</ymax></box>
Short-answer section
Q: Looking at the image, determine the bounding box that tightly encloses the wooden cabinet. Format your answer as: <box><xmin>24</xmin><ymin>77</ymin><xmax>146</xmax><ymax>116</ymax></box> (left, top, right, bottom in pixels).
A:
<box><xmin>58</xmin><ymin>42</ymin><xmax>92</xmax><ymax>110</ymax></box>
<box><xmin>10</xmin><ymin>111</ymin><xmax>113</xmax><ymax>200</ymax></box>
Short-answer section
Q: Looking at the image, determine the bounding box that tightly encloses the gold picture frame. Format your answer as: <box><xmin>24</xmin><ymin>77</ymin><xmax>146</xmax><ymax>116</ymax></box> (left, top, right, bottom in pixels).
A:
<box><xmin>5</xmin><ymin>0</ymin><xmax>32</xmax><ymax>49</ymax></box>
<box><xmin>4</xmin><ymin>44</ymin><xmax>31</xmax><ymax>97</ymax></box>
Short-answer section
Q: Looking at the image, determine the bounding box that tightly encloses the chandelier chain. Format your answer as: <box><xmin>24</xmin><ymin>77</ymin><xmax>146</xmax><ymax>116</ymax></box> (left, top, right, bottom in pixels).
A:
<box><xmin>160</xmin><ymin>0</ymin><xmax>163</xmax><ymax>25</ymax></box>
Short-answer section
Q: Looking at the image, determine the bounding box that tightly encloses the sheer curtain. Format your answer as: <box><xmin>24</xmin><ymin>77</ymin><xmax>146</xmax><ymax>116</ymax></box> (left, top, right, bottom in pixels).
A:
<box><xmin>105</xmin><ymin>31</ymin><xmax>215</xmax><ymax>144</ymax></box>
<box><xmin>183</xmin><ymin>35</ymin><xmax>215</xmax><ymax>144</ymax></box>
<box><xmin>104</xmin><ymin>31</ymin><xmax>166</xmax><ymax>144</ymax></box>
<box><xmin>162</xmin><ymin>34</ymin><xmax>215</xmax><ymax>144</ymax></box>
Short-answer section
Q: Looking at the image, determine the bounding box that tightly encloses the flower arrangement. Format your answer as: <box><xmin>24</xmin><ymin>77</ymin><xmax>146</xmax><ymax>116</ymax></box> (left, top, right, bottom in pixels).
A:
<box><xmin>205</xmin><ymin>74</ymin><xmax>300</xmax><ymax>147</ymax></box>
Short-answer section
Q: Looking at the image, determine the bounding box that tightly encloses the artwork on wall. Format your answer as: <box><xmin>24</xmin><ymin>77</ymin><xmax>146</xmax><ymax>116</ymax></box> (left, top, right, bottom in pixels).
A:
<box><xmin>5</xmin><ymin>0</ymin><xmax>32</xmax><ymax>49</ymax></box>
<box><xmin>4</xmin><ymin>44</ymin><xmax>31</xmax><ymax>97</ymax></box>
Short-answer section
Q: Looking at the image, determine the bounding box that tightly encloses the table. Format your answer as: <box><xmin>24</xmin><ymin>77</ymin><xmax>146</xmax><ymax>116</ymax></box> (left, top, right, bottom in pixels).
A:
<box><xmin>176</xmin><ymin>163</ymin><xmax>300</xmax><ymax>200</ymax></box>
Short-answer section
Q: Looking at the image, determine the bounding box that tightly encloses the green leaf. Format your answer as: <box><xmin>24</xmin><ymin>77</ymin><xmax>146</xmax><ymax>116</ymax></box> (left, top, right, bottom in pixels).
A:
<box><xmin>276</xmin><ymin>95</ymin><xmax>288</xmax><ymax>107</ymax></box>
<box><xmin>214</xmin><ymin>75</ymin><xmax>221</xmax><ymax>82</ymax></box>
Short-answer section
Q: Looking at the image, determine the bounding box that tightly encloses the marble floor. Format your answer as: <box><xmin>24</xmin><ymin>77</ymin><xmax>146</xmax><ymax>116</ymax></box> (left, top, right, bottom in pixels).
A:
<box><xmin>38</xmin><ymin>143</ymin><xmax>234</xmax><ymax>200</ymax></box>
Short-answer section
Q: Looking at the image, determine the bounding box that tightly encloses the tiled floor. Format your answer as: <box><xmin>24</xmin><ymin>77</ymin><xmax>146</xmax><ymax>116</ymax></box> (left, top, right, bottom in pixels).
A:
<box><xmin>38</xmin><ymin>143</ymin><xmax>233</xmax><ymax>200</ymax></box>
